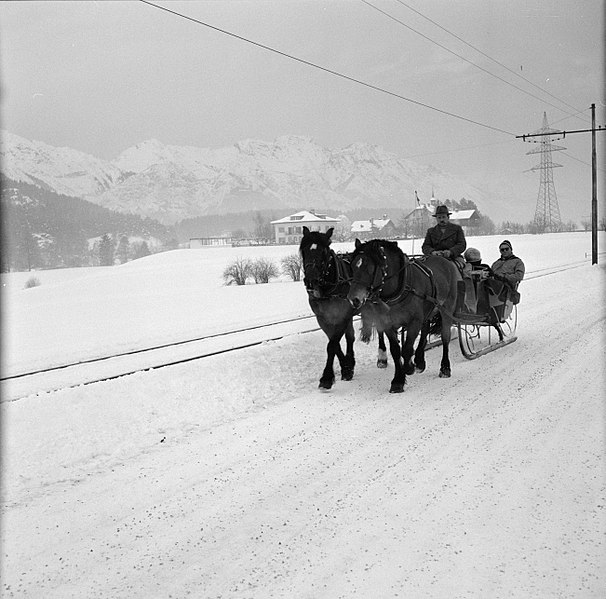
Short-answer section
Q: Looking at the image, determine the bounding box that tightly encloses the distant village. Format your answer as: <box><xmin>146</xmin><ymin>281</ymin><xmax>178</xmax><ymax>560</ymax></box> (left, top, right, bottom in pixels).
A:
<box><xmin>190</xmin><ymin>196</ymin><xmax>487</xmax><ymax>248</ymax></box>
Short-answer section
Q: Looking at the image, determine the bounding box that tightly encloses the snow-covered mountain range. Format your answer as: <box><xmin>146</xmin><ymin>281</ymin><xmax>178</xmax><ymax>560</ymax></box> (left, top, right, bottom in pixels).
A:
<box><xmin>1</xmin><ymin>131</ymin><xmax>499</xmax><ymax>225</ymax></box>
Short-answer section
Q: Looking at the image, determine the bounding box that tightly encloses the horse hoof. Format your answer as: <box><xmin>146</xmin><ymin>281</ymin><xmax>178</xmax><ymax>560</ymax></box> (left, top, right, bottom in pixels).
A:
<box><xmin>377</xmin><ymin>359</ymin><xmax>388</xmax><ymax>369</ymax></box>
<box><xmin>341</xmin><ymin>370</ymin><xmax>354</xmax><ymax>381</ymax></box>
<box><xmin>415</xmin><ymin>364</ymin><xmax>426</xmax><ymax>373</ymax></box>
<box><xmin>319</xmin><ymin>379</ymin><xmax>334</xmax><ymax>390</ymax></box>
<box><xmin>439</xmin><ymin>368</ymin><xmax>451</xmax><ymax>378</ymax></box>
<box><xmin>389</xmin><ymin>383</ymin><xmax>405</xmax><ymax>393</ymax></box>
<box><xmin>404</xmin><ymin>364</ymin><xmax>415</xmax><ymax>376</ymax></box>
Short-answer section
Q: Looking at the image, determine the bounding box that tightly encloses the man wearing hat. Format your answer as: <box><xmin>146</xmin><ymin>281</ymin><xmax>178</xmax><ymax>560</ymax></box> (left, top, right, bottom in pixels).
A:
<box><xmin>422</xmin><ymin>204</ymin><xmax>470</xmax><ymax>313</ymax></box>
<box><xmin>421</xmin><ymin>204</ymin><xmax>467</xmax><ymax>260</ymax></box>
<box><xmin>484</xmin><ymin>240</ymin><xmax>525</xmax><ymax>320</ymax></box>
<box><xmin>490</xmin><ymin>240</ymin><xmax>525</xmax><ymax>289</ymax></box>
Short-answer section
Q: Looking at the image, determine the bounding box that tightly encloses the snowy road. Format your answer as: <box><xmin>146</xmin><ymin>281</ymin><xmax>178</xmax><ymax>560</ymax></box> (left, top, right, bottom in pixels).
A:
<box><xmin>1</xmin><ymin>252</ymin><xmax>604</xmax><ymax>597</ymax></box>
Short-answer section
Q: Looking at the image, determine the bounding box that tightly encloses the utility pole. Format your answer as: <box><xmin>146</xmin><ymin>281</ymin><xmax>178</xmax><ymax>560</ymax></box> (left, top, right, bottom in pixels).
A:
<box><xmin>591</xmin><ymin>103</ymin><xmax>598</xmax><ymax>264</ymax></box>
<box><xmin>517</xmin><ymin>104</ymin><xmax>605</xmax><ymax>264</ymax></box>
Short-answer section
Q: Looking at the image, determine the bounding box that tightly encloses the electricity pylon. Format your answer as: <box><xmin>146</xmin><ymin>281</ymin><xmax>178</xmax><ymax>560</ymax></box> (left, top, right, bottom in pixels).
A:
<box><xmin>526</xmin><ymin>112</ymin><xmax>565</xmax><ymax>232</ymax></box>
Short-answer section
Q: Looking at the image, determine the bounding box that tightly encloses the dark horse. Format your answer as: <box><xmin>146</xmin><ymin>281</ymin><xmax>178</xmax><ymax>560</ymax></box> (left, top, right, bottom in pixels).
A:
<box><xmin>300</xmin><ymin>226</ymin><xmax>358</xmax><ymax>389</ymax></box>
<box><xmin>347</xmin><ymin>239</ymin><xmax>459</xmax><ymax>393</ymax></box>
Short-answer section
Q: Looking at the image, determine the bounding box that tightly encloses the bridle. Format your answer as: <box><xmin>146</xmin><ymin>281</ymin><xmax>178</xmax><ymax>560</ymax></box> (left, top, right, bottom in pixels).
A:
<box><xmin>352</xmin><ymin>244</ymin><xmax>407</xmax><ymax>304</ymax></box>
<box><xmin>302</xmin><ymin>244</ymin><xmax>351</xmax><ymax>298</ymax></box>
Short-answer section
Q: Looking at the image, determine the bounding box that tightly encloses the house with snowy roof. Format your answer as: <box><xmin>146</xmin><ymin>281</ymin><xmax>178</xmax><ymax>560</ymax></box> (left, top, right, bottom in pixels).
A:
<box><xmin>270</xmin><ymin>210</ymin><xmax>340</xmax><ymax>245</ymax></box>
<box><xmin>401</xmin><ymin>203</ymin><xmax>480</xmax><ymax>237</ymax></box>
<box><xmin>350</xmin><ymin>216</ymin><xmax>397</xmax><ymax>240</ymax></box>
<box><xmin>449</xmin><ymin>209</ymin><xmax>480</xmax><ymax>233</ymax></box>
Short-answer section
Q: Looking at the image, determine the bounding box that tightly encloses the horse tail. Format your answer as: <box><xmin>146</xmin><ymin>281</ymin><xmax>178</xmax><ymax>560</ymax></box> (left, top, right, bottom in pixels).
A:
<box><xmin>428</xmin><ymin>311</ymin><xmax>442</xmax><ymax>337</ymax></box>
<box><xmin>360</xmin><ymin>314</ymin><xmax>375</xmax><ymax>344</ymax></box>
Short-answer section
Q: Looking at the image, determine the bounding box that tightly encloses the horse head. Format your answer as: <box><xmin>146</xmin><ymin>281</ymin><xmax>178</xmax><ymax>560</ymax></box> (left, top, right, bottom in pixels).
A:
<box><xmin>347</xmin><ymin>239</ymin><xmax>390</xmax><ymax>309</ymax></box>
<box><xmin>299</xmin><ymin>226</ymin><xmax>334</xmax><ymax>298</ymax></box>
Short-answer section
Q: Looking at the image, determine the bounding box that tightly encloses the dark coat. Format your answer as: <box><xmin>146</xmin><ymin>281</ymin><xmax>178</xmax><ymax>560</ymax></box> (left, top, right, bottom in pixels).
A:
<box><xmin>421</xmin><ymin>222</ymin><xmax>467</xmax><ymax>258</ymax></box>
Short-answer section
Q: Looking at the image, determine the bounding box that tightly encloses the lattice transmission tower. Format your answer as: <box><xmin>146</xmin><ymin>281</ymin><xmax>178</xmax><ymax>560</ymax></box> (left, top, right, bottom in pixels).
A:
<box><xmin>526</xmin><ymin>112</ymin><xmax>565</xmax><ymax>232</ymax></box>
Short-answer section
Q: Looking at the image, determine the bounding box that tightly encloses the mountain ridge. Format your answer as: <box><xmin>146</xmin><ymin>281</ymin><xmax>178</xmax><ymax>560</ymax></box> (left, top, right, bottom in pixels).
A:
<box><xmin>1</xmin><ymin>131</ymin><xmax>506</xmax><ymax>225</ymax></box>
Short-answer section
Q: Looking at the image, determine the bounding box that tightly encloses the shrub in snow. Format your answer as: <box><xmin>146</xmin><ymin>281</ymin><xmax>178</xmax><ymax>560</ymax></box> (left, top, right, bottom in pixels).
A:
<box><xmin>223</xmin><ymin>257</ymin><xmax>252</xmax><ymax>286</ymax></box>
<box><xmin>281</xmin><ymin>254</ymin><xmax>302</xmax><ymax>282</ymax></box>
<box><xmin>24</xmin><ymin>276</ymin><xmax>41</xmax><ymax>289</ymax></box>
<box><xmin>250</xmin><ymin>258</ymin><xmax>279</xmax><ymax>284</ymax></box>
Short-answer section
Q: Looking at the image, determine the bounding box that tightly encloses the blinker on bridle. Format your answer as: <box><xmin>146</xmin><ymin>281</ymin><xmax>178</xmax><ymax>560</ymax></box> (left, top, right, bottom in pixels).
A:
<box><xmin>355</xmin><ymin>246</ymin><xmax>389</xmax><ymax>301</ymax></box>
<box><xmin>303</xmin><ymin>244</ymin><xmax>333</xmax><ymax>293</ymax></box>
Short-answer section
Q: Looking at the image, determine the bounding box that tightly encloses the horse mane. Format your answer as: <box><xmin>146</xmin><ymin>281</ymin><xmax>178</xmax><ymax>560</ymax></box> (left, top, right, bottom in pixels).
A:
<box><xmin>353</xmin><ymin>239</ymin><xmax>403</xmax><ymax>263</ymax></box>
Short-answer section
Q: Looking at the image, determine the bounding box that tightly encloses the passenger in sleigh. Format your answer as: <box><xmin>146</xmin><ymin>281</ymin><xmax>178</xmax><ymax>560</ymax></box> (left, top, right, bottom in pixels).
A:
<box><xmin>485</xmin><ymin>240</ymin><xmax>525</xmax><ymax>321</ymax></box>
<box><xmin>461</xmin><ymin>247</ymin><xmax>492</xmax><ymax>314</ymax></box>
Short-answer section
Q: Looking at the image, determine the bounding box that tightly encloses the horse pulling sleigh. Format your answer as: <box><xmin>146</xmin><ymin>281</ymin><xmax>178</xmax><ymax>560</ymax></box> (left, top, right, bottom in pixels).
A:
<box><xmin>300</xmin><ymin>227</ymin><xmax>518</xmax><ymax>393</ymax></box>
<box><xmin>299</xmin><ymin>227</ymin><xmax>389</xmax><ymax>389</ymax></box>
<box><xmin>347</xmin><ymin>238</ymin><xmax>518</xmax><ymax>393</ymax></box>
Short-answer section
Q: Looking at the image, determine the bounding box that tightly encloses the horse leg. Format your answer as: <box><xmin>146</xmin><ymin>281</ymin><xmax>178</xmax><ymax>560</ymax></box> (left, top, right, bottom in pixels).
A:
<box><xmin>340</xmin><ymin>319</ymin><xmax>356</xmax><ymax>380</ymax></box>
<box><xmin>414</xmin><ymin>320</ymin><xmax>430</xmax><ymax>373</ymax></box>
<box><xmin>377</xmin><ymin>331</ymin><xmax>388</xmax><ymax>368</ymax></box>
<box><xmin>386</xmin><ymin>328</ymin><xmax>406</xmax><ymax>393</ymax></box>
<box><xmin>319</xmin><ymin>333</ymin><xmax>340</xmax><ymax>389</ymax></box>
<box><xmin>401</xmin><ymin>322</ymin><xmax>421</xmax><ymax>376</ymax></box>
<box><xmin>438</xmin><ymin>317</ymin><xmax>453</xmax><ymax>378</ymax></box>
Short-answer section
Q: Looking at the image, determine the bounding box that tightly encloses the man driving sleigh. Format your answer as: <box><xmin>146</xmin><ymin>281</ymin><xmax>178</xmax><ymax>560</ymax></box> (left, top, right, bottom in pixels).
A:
<box><xmin>421</xmin><ymin>204</ymin><xmax>474</xmax><ymax>313</ymax></box>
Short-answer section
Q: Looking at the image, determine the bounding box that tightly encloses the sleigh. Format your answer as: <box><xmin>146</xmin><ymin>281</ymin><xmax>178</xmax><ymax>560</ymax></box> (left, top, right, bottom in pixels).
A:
<box><xmin>453</xmin><ymin>268</ymin><xmax>518</xmax><ymax>359</ymax></box>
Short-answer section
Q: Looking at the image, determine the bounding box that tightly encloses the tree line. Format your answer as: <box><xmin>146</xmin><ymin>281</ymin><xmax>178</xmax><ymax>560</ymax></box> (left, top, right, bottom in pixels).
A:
<box><xmin>1</xmin><ymin>178</ymin><xmax>177</xmax><ymax>272</ymax></box>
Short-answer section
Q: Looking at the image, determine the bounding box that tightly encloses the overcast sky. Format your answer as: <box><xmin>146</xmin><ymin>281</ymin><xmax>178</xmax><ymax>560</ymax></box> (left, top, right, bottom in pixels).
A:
<box><xmin>1</xmin><ymin>0</ymin><xmax>603</xmax><ymax>222</ymax></box>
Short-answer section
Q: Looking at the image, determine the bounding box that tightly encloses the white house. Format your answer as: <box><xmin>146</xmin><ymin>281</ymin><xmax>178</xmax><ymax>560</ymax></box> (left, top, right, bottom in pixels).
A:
<box><xmin>402</xmin><ymin>203</ymin><xmax>480</xmax><ymax>237</ymax></box>
<box><xmin>189</xmin><ymin>237</ymin><xmax>232</xmax><ymax>248</ymax></box>
<box><xmin>350</xmin><ymin>217</ymin><xmax>397</xmax><ymax>239</ymax></box>
<box><xmin>270</xmin><ymin>210</ymin><xmax>340</xmax><ymax>245</ymax></box>
<box><xmin>449</xmin><ymin>209</ymin><xmax>480</xmax><ymax>234</ymax></box>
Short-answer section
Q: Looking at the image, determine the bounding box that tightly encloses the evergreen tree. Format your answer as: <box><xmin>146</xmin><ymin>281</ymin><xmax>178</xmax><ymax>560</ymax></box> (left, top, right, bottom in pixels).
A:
<box><xmin>132</xmin><ymin>241</ymin><xmax>151</xmax><ymax>260</ymax></box>
<box><xmin>98</xmin><ymin>234</ymin><xmax>114</xmax><ymax>266</ymax></box>
<box><xmin>116</xmin><ymin>235</ymin><xmax>130</xmax><ymax>264</ymax></box>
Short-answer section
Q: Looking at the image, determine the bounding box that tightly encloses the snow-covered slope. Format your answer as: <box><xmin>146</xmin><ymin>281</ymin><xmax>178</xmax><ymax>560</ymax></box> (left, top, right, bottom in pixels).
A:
<box><xmin>1</xmin><ymin>232</ymin><xmax>603</xmax><ymax>598</ymax></box>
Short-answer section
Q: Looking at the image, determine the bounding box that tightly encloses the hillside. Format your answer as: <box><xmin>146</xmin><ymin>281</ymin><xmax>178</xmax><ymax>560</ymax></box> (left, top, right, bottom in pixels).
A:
<box><xmin>1</xmin><ymin>177</ymin><xmax>175</xmax><ymax>271</ymax></box>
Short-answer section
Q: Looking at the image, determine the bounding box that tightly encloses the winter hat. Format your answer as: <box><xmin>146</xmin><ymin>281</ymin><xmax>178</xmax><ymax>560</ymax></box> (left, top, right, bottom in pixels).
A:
<box><xmin>432</xmin><ymin>205</ymin><xmax>451</xmax><ymax>217</ymax></box>
<box><xmin>500</xmin><ymin>239</ymin><xmax>513</xmax><ymax>251</ymax></box>
<box><xmin>464</xmin><ymin>247</ymin><xmax>482</xmax><ymax>262</ymax></box>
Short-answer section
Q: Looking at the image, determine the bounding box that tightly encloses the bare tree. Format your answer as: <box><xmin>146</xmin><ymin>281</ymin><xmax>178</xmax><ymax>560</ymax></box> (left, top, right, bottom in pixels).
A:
<box><xmin>281</xmin><ymin>254</ymin><xmax>303</xmax><ymax>281</ymax></box>
<box><xmin>250</xmin><ymin>258</ymin><xmax>278</xmax><ymax>283</ymax></box>
<box><xmin>223</xmin><ymin>257</ymin><xmax>252</xmax><ymax>285</ymax></box>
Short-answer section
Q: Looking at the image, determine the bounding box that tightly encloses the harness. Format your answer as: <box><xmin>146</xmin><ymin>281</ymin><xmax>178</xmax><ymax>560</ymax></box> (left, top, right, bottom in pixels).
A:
<box><xmin>304</xmin><ymin>249</ymin><xmax>352</xmax><ymax>299</ymax></box>
<box><xmin>363</xmin><ymin>250</ymin><xmax>454</xmax><ymax>320</ymax></box>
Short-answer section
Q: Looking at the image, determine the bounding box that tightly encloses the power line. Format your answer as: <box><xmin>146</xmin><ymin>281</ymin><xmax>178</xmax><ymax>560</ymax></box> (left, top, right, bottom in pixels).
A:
<box><xmin>402</xmin><ymin>139</ymin><xmax>515</xmax><ymax>160</ymax></box>
<box><xmin>551</xmin><ymin>107</ymin><xmax>592</xmax><ymax>126</ymax></box>
<box><xmin>138</xmin><ymin>0</ymin><xmax>515</xmax><ymax>136</ymax></box>
<box><xmin>560</xmin><ymin>150</ymin><xmax>606</xmax><ymax>174</ymax></box>
<box><xmin>362</xmin><ymin>0</ymin><xmax>590</xmax><ymax>122</ymax></box>
<box><xmin>392</xmin><ymin>0</ymin><xmax>591</xmax><ymax>123</ymax></box>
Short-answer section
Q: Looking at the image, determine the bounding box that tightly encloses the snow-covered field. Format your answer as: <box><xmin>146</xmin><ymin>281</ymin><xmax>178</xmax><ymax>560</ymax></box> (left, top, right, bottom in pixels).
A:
<box><xmin>1</xmin><ymin>232</ymin><xmax>604</xmax><ymax>598</ymax></box>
